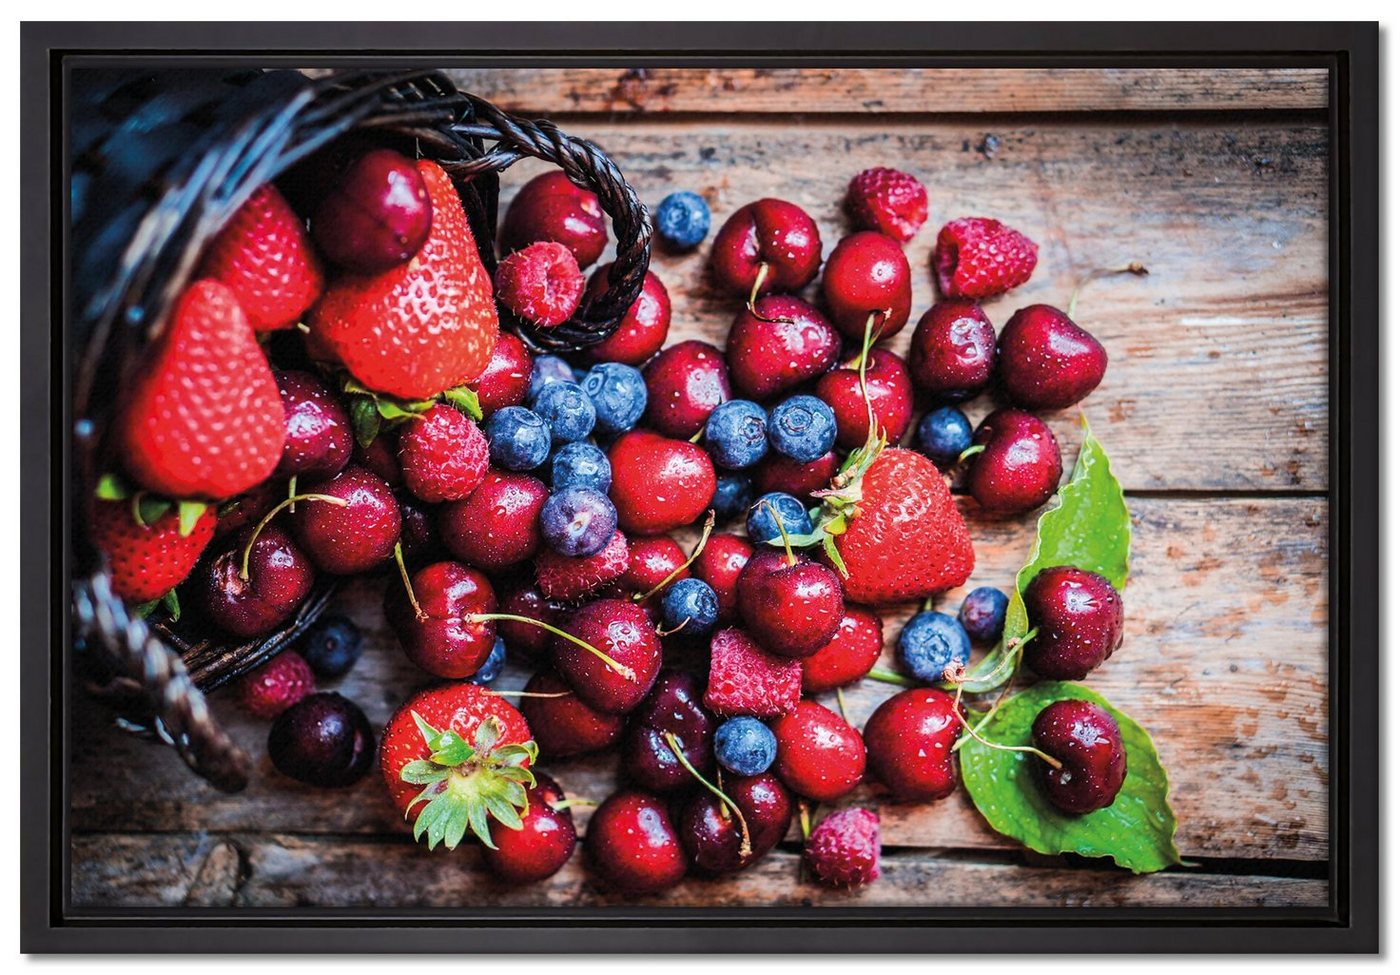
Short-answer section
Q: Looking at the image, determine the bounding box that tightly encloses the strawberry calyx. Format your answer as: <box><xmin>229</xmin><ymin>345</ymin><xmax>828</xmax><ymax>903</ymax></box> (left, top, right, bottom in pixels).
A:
<box><xmin>399</xmin><ymin>711</ymin><xmax>539</xmax><ymax>851</ymax></box>
<box><xmin>94</xmin><ymin>472</ymin><xmax>210</xmax><ymax>538</ymax></box>
<box><xmin>338</xmin><ymin>374</ymin><xmax>483</xmax><ymax>449</ymax></box>
<box><xmin>786</xmin><ymin>426</ymin><xmax>887</xmax><ymax>577</ymax></box>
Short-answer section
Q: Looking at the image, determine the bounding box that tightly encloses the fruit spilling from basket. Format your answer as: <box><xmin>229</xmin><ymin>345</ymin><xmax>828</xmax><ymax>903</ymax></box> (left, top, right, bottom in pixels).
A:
<box><xmin>87</xmin><ymin>148</ymin><xmax>1179</xmax><ymax>892</ymax></box>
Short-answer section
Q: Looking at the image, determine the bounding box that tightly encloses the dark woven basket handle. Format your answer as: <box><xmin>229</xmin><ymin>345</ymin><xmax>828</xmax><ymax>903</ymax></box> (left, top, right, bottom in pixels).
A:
<box><xmin>447</xmin><ymin>97</ymin><xmax>653</xmax><ymax>353</ymax></box>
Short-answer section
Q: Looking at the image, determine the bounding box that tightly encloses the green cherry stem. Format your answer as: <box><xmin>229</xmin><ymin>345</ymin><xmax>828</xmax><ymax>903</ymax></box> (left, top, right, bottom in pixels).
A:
<box><xmin>957</xmin><ymin>444</ymin><xmax>986</xmax><ymax>464</ymax></box>
<box><xmin>467</xmin><ymin>613</ymin><xmax>637</xmax><ymax>682</ymax></box>
<box><xmin>484</xmin><ymin>689</ymin><xmax>574</xmax><ymax>699</ymax></box>
<box><xmin>856</xmin><ymin>309</ymin><xmax>886</xmax><ymax>444</ymax></box>
<box><xmin>746</xmin><ymin>263</ymin><xmax>795</xmax><ymax>325</ymax></box>
<box><xmin>761</xmin><ymin>499</ymin><xmax>798</xmax><ymax>568</ymax></box>
<box><xmin>865</xmin><ymin>667</ymin><xmax>918</xmax><ymax>688</ymax></box>
<box><xmin>241</xmin><ymin>493</ymin><xmax>347</xmax><ymax>580</ymax></box>
<box><xmin>286</xmin><ymin>475</ymin><xmax>298</xmax><ymax>512</ymax></box>
<box><xmin>548</xmin><ymin>797</ymin><xmax>597</xmax><ymax>812</ymax></box>
<box><xmin>835</xmin><ymin>686</ymin><xmax>850</xmax><ymax>725</ymax></box>
<box><xmin>664</xmin><ymin>731</ymin><xmax>752</xmax><ymax>858</ymax></box>
<box><xmin>635</xmin><ymin>511</ymin><xmax>716</xmax><ymax>603</ymax></box>
<box><xmin>393</xmin><ymin>542</ymin><xmax>427</xmax><ymax>621</ymax></box>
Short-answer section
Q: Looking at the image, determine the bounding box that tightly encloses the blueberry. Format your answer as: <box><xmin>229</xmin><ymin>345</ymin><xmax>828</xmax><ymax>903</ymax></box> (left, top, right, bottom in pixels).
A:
<box><xmin>267</xmin><ymin>692</ymin><xmax>374</xmax><ymax>788</ymax></box>
<box><xmin>581</xmin><ymin>362</ymin><xmax>648</xmax><ymax>436</ymax></box>
<box><xmin>897</xmin><ymin>611</ymin><xmax>972</xmax><ymax>683</ymax></box>
<box><xmin>654</xmin><ymin>190</ymin><xmax>711</xmax><ymax>251</ymax></box>
<box><xmin>485</xmin><ymin>406</ymin><xmax>552</xmax><ymax>471</ymax></box>
<box><xmin>916</xmin><ymin>406</ymin><xmax>974</xmax><ymax>467</ymax></box>
<box><xmin>468</xmin><ymin>637</ymin><xmax>508</xmax><ymax>685</ymax></box>
<box><xmin>526</xmin><ymin>354</ymin><xmax>576</xmax><ymax>403</ymax></box>
<box><xmin>767</xmin><ymin>394</ymin><xmax>838</xmax><ymax>463</ymax></box>
<box><xmin>539</xmin><ymin>485</ymin><xmax>618</xmax><ymax>557</ymax></box>
<box><xmin>704</xmin><ymin>399</ymin><xmax>769</xmax><ymax>470</ymax></box>
<box><xmin>746</xmin><ymin>491</ymin><xmax>813</xmax><ymax>546</ymax></box>
<box><xmin>530</xmin><ymin>380</ymin><xmax>596</xmax><ymax>445</ymax></box>
<box><xmin>660</xmin><ymin>578</ymin><xmax>719</xmax><ymax>637</ymax></box>
<box><xmin>959</xmin><ymin>586</ymin><xmax>1010</xmax><ymax>645</ymax></box>
<box><xmin>551</xmin><ymin>441</ymin><xmax>612</xmax><ymax>492</ymax></box>
<box><xmin>713</xmin><ymin>716</ymin><xmax>777</xmax><ymax>776</ymax></box>
<box><xmin>299</xmin><ymin>614</ymin><xmax>363</xmax><ymax>678</ymax></box>
<box><xmin>711</xmin><ymin>472</ymin><xmax>753</xmax><ymax>524</ymax></box>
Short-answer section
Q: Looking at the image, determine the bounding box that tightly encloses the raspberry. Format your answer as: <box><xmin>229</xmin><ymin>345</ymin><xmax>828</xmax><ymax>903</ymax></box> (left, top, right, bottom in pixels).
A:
<box><xmin>238</xmin><ymin>651</ymin><xmax>315</xmax><ymax>719</ymax></box>
<box><xmin>932</xmin><ymin>217</ymin><xmax>1038</xmax><ymax>300</ymax></box>
<box><xmin>397</xmin><ymin>404</ymin><xmax>489</xmax><ymax>503</ymax></box>
<box><xmin>846</xmin><ymin>167</ymin><xmax>928</xmax><ymax>244</ymax></box>
<box><xmin>535</xmin><ymin>529</ymin><xmax>630</xmax><ymax>601</ymax></box>
<box><xmin>804</xmin><ymin>807</ymin><xmax>881</xmax><ymax>888</ymax></box>
<box><xmin>493</xmin><ymin>241</ymin><xmax>585</xmax><ymax>327</ymax></box>
<box><xmin>703</xmin><ymin>628</ymin><xmax>801</xmax><ymax>718</ymax></box>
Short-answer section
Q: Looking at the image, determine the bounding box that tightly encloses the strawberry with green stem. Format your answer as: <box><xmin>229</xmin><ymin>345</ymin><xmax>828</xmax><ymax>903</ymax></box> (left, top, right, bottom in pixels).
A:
<box><xmin>89</xmin><ymin>475</ymin><xmax>217</xmax><ymax>608</ymax></box>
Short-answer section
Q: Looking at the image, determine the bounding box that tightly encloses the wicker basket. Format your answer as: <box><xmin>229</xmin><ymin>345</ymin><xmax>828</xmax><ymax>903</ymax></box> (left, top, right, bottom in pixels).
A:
<box><xmin>69</xmin><ymin>68</ymin><xmax>653</xmax><ymax>792</ymax></box>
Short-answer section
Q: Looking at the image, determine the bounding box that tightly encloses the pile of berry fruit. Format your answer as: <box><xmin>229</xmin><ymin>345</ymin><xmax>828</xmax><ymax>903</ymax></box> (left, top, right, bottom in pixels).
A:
<box><xmin>89</xmin><ymin>146</ymin><xmax>1153</xmax><ymax>895</ymax></box>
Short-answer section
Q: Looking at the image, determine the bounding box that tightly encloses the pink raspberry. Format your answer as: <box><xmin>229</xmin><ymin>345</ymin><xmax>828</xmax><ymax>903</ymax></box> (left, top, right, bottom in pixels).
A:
<box><xmin>846</xmin><ymin>167</ymin><xmax>928</xmax><ymax>243</ymax></box>
<box><xmin>932</xmin><ymin>217</ymin><xmax>1038</xmax><ymax>299</ymax></box>
<box><xmin>534</xmin><ymin>529</ymin><xmax>631</xmax><ymax>602</ymax></box>
<box><xmin>805</xmin><ymin>807</ymin><xmax>881</xmax><ymax>888</ymax></box>
<box><xmin>238</xmin><ymin>651</ymin><xmax>315</xmax><ymax>719</ymax></box>
<box><xmin>397</xmin><ymin>404</ymin><xmax>489</xmax><ymax>503</ymax></box>
<box><xmin>703</xmin><ymin>628</ymin><xmax>801</xmax><ymax>718</ymax></box>
<box><xmin>493</xmin><ymin>241</ymin><xmax>585</xmax><ymax>327</ymax></box>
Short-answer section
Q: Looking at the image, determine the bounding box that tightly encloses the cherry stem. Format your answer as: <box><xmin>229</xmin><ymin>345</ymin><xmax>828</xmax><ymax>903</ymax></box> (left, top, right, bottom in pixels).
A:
<box><xmin>865</xmin><ymin>667</ymin><xmax>918</xmax><ymax>688</ymax></box>
<box><xmin>635</xmin><ymin>511</ymin><xmax>716</xmax><ymax>603</ymax></box>
<box><xmin>856</xmin><ymin>310</ymin><xmax>884</xmax><ymax>445</ymax></box>
<box><xmin>468</xmin><ymin>613</ymin><xmax>636</xmax><ymax>682</ymax></box>
<box><xmin>240</xmin><ymin>493</ymin><xmax>347</xmax><ymax>580</ymax></box>
<box><xmin>958</xmin><ymin>444</ymin><xmax>986</xmax><ymax>464</ymax></box>
<box><xmin>548</xmin><ymin>797</ymin><xmax>597</xmax><ymax>812</ymax></box>
<box><xmin>664</xmin><ymin>731</ymin><xmax>751</xmax><ymax>858</ymax></box>
<box><xmin>944</xmin><ymin>655</ymin><xmax>1062</xmax><ymax>770</ymax></box>
<box><xmin>745</xmin><ymin>263</ymin><xmax>795</xmax><ymax>324</ymax></box>
<box><xmin>655</xmin><ymin>617</ymin><xmax>691</xmax><ymax>638</ymax></box>
<box><xmin>798</xmin><ymin>800</ymin><xmax>813</xmax><ymax>841</ymax></box>
<box><xmin>483</xmin><ymin>689</ymin><xmax>574</xmax><ymax>699</ymax></box>
<box><xmin>286</xmin><ymin>475</ymin><xmax>298</xmax><ymax>513</ymax></box>
<box><xmin>1066</xmin><ymin>261</ymin><xmax>1148</xmax><ymax>319</ymax></box>
<box><xmin>835</xmin><ymin>686</ymin><xmax>850</xmax><ymax>725</ymax></box>
<box><xmin>393</xmin><ymin>542</ymin><xmax>427</xmax><ymax>621</ymax></box>
<box><xmin>760</xmin><ymin>499</ymin><xmax>798</xmax><ymax>568</ymax></box>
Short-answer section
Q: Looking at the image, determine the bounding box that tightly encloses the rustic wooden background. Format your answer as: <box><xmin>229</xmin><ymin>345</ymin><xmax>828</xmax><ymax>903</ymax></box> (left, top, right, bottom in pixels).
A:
<box><xmin>70</xmin><ymin>67</ymin><xmax>1331</xmax><ymax>911</ymax></box>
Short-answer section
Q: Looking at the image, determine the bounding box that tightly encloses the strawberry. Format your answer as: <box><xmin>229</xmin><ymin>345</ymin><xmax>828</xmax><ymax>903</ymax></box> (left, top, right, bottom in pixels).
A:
<box><xmin>378</xmin><ymin>682</ymin><xmax>536</xmax><ymax>850</ymax></box>
<box><xmin>309</xmin><ymin>161</ymin><xmax>500</xmax><ymax>400</ymax></box>
<box><xmin>198</xmin><ymin>184</ymin><xmax>324</xmax><ymax>332</ymax></box>
<box><xmin>846</xmin><ymin>167</ymin><xmax>928</xmax><ymax>244</ymax></box>
<box><xmin>237</xmin><ymin>651</ymin><xmax>315</xmax><ymax>719</ymax></box>
<box><xmin>115</xmin><ymin>280</ymin><xmax>286</xmax><ymax>500</ymax></box>
<box><xmin>814</xmin><ymin>446</ymin><xmax>974</xmax><ymax>605</ymax></box>
<box><xmin>703</xmin><ymin>628</ymin><xmax>801</xmax><ymax>718</ymax></box>
<box><xmin>932</xmin><ymin>217</ymin><xmax>1038</xmax><ymax>300</ymax></box>
<box><xmin>89</xmin><ymin>497</ymin><xmax>216</xmax><ymax>603</ymax></box>
<box><xmin>535</xmin><ymin>529</ymin><xmax>630</xmax><ymax>602</ymax></box>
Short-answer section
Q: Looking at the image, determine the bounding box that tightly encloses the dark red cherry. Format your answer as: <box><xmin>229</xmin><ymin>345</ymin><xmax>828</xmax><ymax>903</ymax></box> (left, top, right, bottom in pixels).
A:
<box><xmin>439</xmin><ymin>469</ymin><xmax>548</xmax><ymax>571</ymax></box>
<box><xmin>967</xmin><ymin>409</ymin><xmax>1062</xmax><ymax>515</ymax></box>
<box><xmin>352</xmin><ymin>430</ymin><xmax>402</xmax><ymax>488</ymax></box>
<box><xmin>1031</xmin><ymin>699</ymin><xmax>1127</xmax><ymax>814</ymax></box>
<box><xmin>863</xmin><ymin>688</ymin><xmax>964</xmax><ymax>801</ymax></box>
<box><xmin>820</xmin><ymin>231</ymin><xmax>912</xmax><ymax>341</ymax></box>
<box><xmin>481</xmin><ymin>772</ymin><xmax>578</xmax><ymax>883</ymax></box>
<box><xmin>641</xmin><ymin>339</ymin><xmax>731</xmax><ymax>439</ymax></box>
<box><xmin>736</xmin><ymin>548</ymin><xmax>844</xmax><ymax>658</ymax></box>
<box><xmin>384</xmin><ymin>560</ymin><xmax>497</xmax><ymax>679</ymax></box>
<box><xmin>519</xmin><ymin>669</ymin><xmax>624</xmax><ymax>759</ymax></box>
<box><xmin>267</xmin><ymin>691</ymin><xmax>374</xmax><ymax>788</ymax></box>
<box><xmin>814</xmin><ymin>347</ymin><xmax>914</xmax><ymax>450</ymax></box>
<box><xmin>212</xmin><ymin>478</ymin><xmax>286</xmax><ymax>539</ymax></box>
<box><xmin>496</xmin><ymin>581</ymin><xmax>563</xmax><ymax>660</ymax></box>
<box><xmin>501</xmin><ymin>170</ymin><xmax>607</xmax><ymax>269</ymax></box>
<box><xmin>587</xmin><ymin>790</ymin><xmax>687</xmax><ymax>894</ymax></box>
<box><xmin>551</xmin><ymin>598</ymin><xmax>662</xmax><ymax>714</ymax></box>
<box><xmin>467</xmin><ymin>331</ymin><xmax>533</xmax><ymax>418</ymax></box>
<box><xmin>997</xmin><ymin>304</ymin><xmax>1108</xmax><ymax>410</ymax></box>
<box><xmin>770</xmin><ymin>700</ymin><xmax>866</xmax><ymax>802</ymax></box>
<box><xmin>753</xmin><ymin>451</ymin><xmax>839</xmax><ymax>503</ymax></box>
<box><xmin>198</xmin><ymin>524</ymin><xmax>315</xmax><ymax>638</ymax></box>
<box><xmin>291</xmin><ymin>466</ymin><xmax>401</xmax><ymax>574</ymax></box>
<box><xmin>583</xmin><ymin>266</ymin><xmax>672</xmax><ymax>366</ymax></box>
<box><xmin>801</xmin><ymin>608</ymin><xmax>884</xmax><ymax>694</ymax></box>
<box><xmin>1022</xmin><ymin>566</ymin><xmax>1124</xmax><ymax>680</ymax></box>
<box><xmin>908</xmin><ymin>300</ymin><xmax>997</xmax><ymax>402</ymax></box>
<box><xmin>725</xmin><ymin>296</ymin><xmax>840</xmax><ymax>401</ymax></box>
<box><xmin>678</xmin><ymin>772</ymin><xmax>793</xmax><ymax>875</ymax></box>
<box><xmin>622</xmin><ymin>671</ymin><xmax>718</xmax><ymax>793</ymax></box>
<box><xmin>693</xmin><ymin>532</ymin><xmax>752</xmax><ymax>623</ymax></box>
<box><xmin>312</xmin><ymin>148</ymin><xmax>432</xmax><ymax>273</ymax></box>
<box><xmin>710</xmin><ymin>198</ymin><xmax>822</xmax><ymax>299</ymax></box>
<box><xmin>275</xmin><ymin>370</ymin><xmax>352</xmax><ymax>479</ymax></box>
<box><xmin>396</xmin><ymin>496</ymin><xmax>445</xmax><ymax>568</ymax></box>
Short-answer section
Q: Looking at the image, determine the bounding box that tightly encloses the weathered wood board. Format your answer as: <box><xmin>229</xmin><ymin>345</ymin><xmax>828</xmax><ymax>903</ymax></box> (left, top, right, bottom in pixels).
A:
<box><xmin>70</xmin><ymin>66</ymin><xmax>1331</xmax><ymax>911</ymax></box>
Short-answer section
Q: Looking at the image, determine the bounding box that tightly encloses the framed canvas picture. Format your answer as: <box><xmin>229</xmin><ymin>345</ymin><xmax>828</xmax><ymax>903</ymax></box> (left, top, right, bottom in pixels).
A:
<box><xmin>20</xmin><ymin>20</ymin><xmax>1378</xmax><ymax>954</ymax></box>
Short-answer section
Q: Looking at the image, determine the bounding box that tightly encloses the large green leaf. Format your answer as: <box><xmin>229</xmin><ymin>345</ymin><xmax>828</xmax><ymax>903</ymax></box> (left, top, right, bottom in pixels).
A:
<box><xmin>960</xmin><ymin>681</ymin><xmax>1180</xmax><ymax>873</ymax></box>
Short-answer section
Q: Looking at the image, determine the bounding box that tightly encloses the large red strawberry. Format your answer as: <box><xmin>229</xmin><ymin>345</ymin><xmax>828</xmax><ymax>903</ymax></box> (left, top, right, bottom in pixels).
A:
<box><xmin>115</xmin><ymin>280</ymin><xmax>286</xmax><ymax>500</ymax></box>
<box><xmin>198</xmin><ymin>183</ymin><xmax>324</xmax><ymax>332</ymax></box>
<box><xmin>379</xmin><ymin>683</ymin><xmax>536</xmax><ymax>851</ymax></box>
<box><xmin>308</xmin><ymin>161</ymin><xmax>500</xmax><ymax>400</ymax></box>
<box><xmin>816</xmin><ymin>446</ymin><xmax>974</xmax><ymax>605</ymax></box>
<box><xmin>90</xmin><ymin>497</ymin><xmax>216</xmax><ymax>603</ymax></box>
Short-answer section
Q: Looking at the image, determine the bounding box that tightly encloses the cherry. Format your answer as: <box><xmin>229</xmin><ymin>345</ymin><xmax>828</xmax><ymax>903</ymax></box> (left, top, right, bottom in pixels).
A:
<box><xmin>384</xmin><ymin>559</ymin><xmax>497</xmax><ymax>679</ymax></box>
<box><xmin>725</xmin><ymin>296</ymin><xmax>840</xmax><ymax>401</ymax></box>
<box><xmin>586</xmin><ymin>790</ymin><xmax>687</xmax><ymax>894</ymax></box>
<box><xmin>481</xmin><ymin>772</ymin><xmax>578</xmax><ymax>884</ymax></box>
<box><xmin>907</xmin><ymin>300</ymin><xmax>997</xmax><ymax>402</ymax></box>
<box><xmin>736</xmin><ymin>547</ymin><xmax>844</xmax><ymax>659</ymax></box>
<box><xmin>275</xmin><ymin>370</ymin><xmax>352</xmax><ymax>480</ymax></box>
<box><xmin>467</xmin><ymin>331</ymin><xmax>533</xmax><ymax>418</ymax></box>
<box><xmin>352</xmin><ymin>430</ymin><xmax>402</xmax><ymax>487</ymax></box>
<box><xmin>607</xmin><ymin>430</ymin><xmax>716</xmax><ymax>535</ymax></box>
<box><xmin>212</xmin><ymin>478</ymin><xmax>286</xmax><ymax>539</ymax></box>
<box><xmin>519</xmin><ymin>669</ymin><xmax>625</xmax><ymax>758</ymax></box>
<box><xmin>1022</xmin><ymin>566</ymin><xmax>1124</xmax><ymax>680</ymax></box>
<box><xmin>267</xmin><ymin>692</ymin><xmax>374</xmax><ymax>788</ymax></box>
<box><xmin>863</xmin><ymin>688</ymin><xmax>963</xmax><ymax>802</ymax></box>
<box><xmin>710</xmin><ymin>198</ymin><xmax>822</xmax><ymax>308</ymax></box>
<box><xmin>622</xmin><ymin>671</ymin><xmax>718</xmax><ymax>793</ymax></box>
<box><xmin>496</xmin><ymin>581</ymin><xmax>563</xmax><ymax>660</ymax></box>
<box><xmin>967</xmin><ymin>409</ymin><xmax>1062</xmax><ymax>515</ymax></box>
<box><xmin>641</xmin><ymin>339</ymin><xmax>731</xmax><ymax>439</ymax></box>
<box><xmin>396</xmin><ymin>496</ymin><xmax>445</xmax><ymax>568</ymax></box>
<box><xmin>312</xmin><ymin>148</ymin><xmax>432</xmax><ymax>274</ymax></box>
<box><xmin>621</xmin><ymin>535</ymin><xmax>690</xmax><ymax>595</ymax></box>
<box><xmin>291</xmin><ymin>466</ymin><xmax>401</xmax><ymax>574</ymax></box>
<box><xmin>820</xmin><ymin>231</ymin><xmax>912</xmax><ymax>341</ymax></box>
<box><xmin>583</xmin><ymin>266</ymin><xmax>672</xmax><ymax>366</ymax></box>
<box><xmin>770</xmin><ymin>700</ymin><xmax>866</xmax><ymax>802</ymax></box>
<box><xmin>814</xmin><ymin>346</ymin><xmax>914</xmax><ymax>450</ymax></box>
<box><xmin>501</xmin><ymin>170</ymin><xmax>608</xmax><ymax>269</ymax></box>
<box><xmin>752</xmin><ymin>450</ymin><xmax>840</xmax><ymax>503</ymax></box>
<box><xmin>439</xmin><ymin>469</ymin><xmax>549</xmax><ymax>571</ymax></box>
<box><xmin>692</xmin><ymin>532</ymin><xmax>752</xmax><ymax>623</ymax></box>
<box><xmin>997</xmin><ymin>304</ymin><xmax>1108</xmax><ymax>410</ymax></box>
<box><xmin>801</xmin><ymin>608</ymin><xmax>884</xmax><ymax>694</ymax></box>
<box><xmin>1031</xmin><ymin>699</ymin><xmax>1127</xmax><ymax>814</ymax></box>
<box><xmin>679</xmin><ymin>772</ymin><xmax>793</xmax><ymax>875</ymax></box>
<box><xmin>551</xmin><ymin>598</ymin><xmax>662</xmax><ymax>714</ymax></box>
<box><xmin>197</xmin><ymin>523</ymin><xmax>315</xmax><ymax>638</ymax></box>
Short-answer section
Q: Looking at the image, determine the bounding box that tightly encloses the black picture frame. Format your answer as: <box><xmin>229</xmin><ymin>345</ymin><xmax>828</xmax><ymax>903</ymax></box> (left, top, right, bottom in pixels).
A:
<box><xmin>20</xmin><ymin>20</ymin><xmax>1379</xmax><ymax>954</ymax></box>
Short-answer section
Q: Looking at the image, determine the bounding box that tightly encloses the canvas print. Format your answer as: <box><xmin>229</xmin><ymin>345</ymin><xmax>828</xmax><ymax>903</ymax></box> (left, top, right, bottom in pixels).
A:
<box><xmin>68</xmin><ymin>64</ymin><xmax>1329</xmax><ymax>912</ymax></box>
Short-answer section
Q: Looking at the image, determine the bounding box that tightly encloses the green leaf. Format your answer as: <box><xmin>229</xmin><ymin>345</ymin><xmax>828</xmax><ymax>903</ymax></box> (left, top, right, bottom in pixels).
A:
<box><xmin>95</xmin><ymin>473</ymin><xmax>130</xmax><ymax>501</ymax></box>
<box><xmin>959</xmin><ymin>681</ymin><xmax>1181</xmax><ymax>874</ymax></box>
<box><xmin>429</xmin><ymin>731</ymin><xmax>475</xmax><ymax>768</ymax></box>
<box><xmin>442</xmin><ymin>385</ymin><xmax>484</xmax><ymax>422</ymax></box>
<box><xmin>160</xmin><ymin>589</ymin><xmax>181</xmax><ymax>623</ymax></box>
<box><xmin>133</xmin><ymin>494</ymin><xmax>172</xmax><ymax>527</ymax></box>
<box><xmin>176</xmin><ymin>500</ymin><xmax>208</xmax><ymax>538</ymax></box>
<box><xmin>349</xmin><ymin>397</ymin><xmax>382</xmax><ymax>449</ymax></box>
<box><xmin>399</xmin><ymin>760</ymin><xmax>450</xmax><ymax>786</ymax></box>
<box><xmin>131</xmin><ymin>598</ymin><xmax>159</xmax><ymax>618</ymax></box>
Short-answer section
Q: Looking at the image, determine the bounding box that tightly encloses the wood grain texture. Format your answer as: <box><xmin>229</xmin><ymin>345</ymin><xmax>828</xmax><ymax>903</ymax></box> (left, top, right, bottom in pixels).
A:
<box><xmin>444</xmin><ymin>67</ymin><xmax>1329</xmax><ymax>115</ymax></box>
